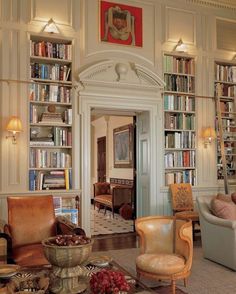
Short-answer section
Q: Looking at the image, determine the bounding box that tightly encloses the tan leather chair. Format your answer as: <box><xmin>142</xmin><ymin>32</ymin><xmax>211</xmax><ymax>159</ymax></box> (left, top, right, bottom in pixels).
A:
<box><xmin>170</xmin><ymin>183</ymin><xmax>199</xmax><ymax>240</ymax></box>
<box><xmin>4</xmin><ymin>195</ymin><xmax>85</xmax><ymax>267</ymax></box>
<box><xmin>135</xmin><ymin>216</ymin><xmax>193</xmax><ymax>294</ymax></box>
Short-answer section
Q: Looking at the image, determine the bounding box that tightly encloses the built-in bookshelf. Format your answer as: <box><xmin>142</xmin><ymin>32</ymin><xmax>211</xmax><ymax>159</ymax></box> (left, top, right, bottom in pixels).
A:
<box><xmin>215</xmin><ymin>61</ymin><xmax>236</xmax><ymax>182</ymax></box>
<box><xmin>29</xmin><ymin>34</ymin><xmax>73</xmax><ymax>191</ymax></box>
<box><xmin>163</xmin><ymin>53</ymin><xmax>196</xmax><ymax>186</ymax></box>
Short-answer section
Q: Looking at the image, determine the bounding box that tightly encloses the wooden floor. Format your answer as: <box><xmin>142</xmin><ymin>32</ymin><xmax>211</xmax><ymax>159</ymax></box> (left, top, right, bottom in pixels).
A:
<box><xmin>92</xmin><ymin>232</ymin><xmax>202</xmax><ymax>252</ymax></box>
<box><xmin>92</xmin><ymin>232</ymin><xmax>138</xmax><ymax>252</ymax></box>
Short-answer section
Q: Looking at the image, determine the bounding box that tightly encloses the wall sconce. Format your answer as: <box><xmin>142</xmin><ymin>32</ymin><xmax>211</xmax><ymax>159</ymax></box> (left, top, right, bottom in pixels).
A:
<box><xmin>6</xmin><ymin>116</ymin><xmax>23</xmax><ymax>144</ymax></box>
<box><xmin>174</xmin><ymin>38</ymin><xmax>188</xmax><ymax>53</ymax></box>
<box><xmin>43</xmin><ymin>18</ymin><xmax>59</xmax><ymax>34</ymax></box>
<box><xmin>202</xmin><ymin>127</ymin><xmax>216</xmax><ymax>148</ymax></box>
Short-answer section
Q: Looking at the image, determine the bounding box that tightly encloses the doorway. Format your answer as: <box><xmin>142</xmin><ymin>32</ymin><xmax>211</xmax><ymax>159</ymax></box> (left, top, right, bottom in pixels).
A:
<box><xmin>78</xmin><ymin>60</ymin><xmax>164</xmax><ymax>235</ymax></box>
<box><xmin>91</xmin><ymin>112</ymin><xmax>136</xmax><ymax>235</ymax></box>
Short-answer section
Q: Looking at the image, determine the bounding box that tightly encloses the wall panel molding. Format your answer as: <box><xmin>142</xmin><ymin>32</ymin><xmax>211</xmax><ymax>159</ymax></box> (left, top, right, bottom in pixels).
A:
<box><xmin>186</xmin><ymin>0</ymin><xmax>236</xmax><ymax>11</ymax></box>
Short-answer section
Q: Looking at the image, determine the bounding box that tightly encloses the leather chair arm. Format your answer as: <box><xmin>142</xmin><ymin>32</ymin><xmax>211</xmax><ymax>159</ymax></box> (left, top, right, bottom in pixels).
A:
<box><xmin>56</xmin><ymin>216</ymin><xmax>85</xmax><ymax>236</ymax></box>
<box><xmin>0</xmin><ymin>232</ymin><xmax>13</xmax><ymax>263</ymax></box>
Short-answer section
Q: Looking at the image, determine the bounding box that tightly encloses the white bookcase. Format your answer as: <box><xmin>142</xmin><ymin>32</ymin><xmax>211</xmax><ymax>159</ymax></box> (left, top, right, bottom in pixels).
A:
<box><xmin>163</xmin><ymin>53</ymin><xmax>196</xmax><ymax>186</ymax></box>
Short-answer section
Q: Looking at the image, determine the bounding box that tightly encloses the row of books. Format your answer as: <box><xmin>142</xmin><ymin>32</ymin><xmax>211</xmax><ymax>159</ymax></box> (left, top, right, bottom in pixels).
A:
<box><xmin>164</xmin><ymin>94</ymin><xmax>195</xmax><ymax>111</ymax></box>
<box><xmin>215</xmin><ymin>64</ymin><xmax>236</xmax><ymax>83</ymax></box>
<box><xmin>164</xmin><ymin>55</ymin><xmax>195</xmax><ymax>75</ymax></box>
<box><xmin>164</xmin><ymin>150</ymin><xmax>195</xmax><ymax>168</ymax></box>
<box><xmin>216</xmin><ymin>83</ymin><xmax>236</xmax><ymax>97</ymax></box>
<box><xmin>29</xmin><ymin>169</ymin><xmax>72</xmax><ymax>191</ymax></box>
<box><xmin>165</xmin><ymin>113</ymin><xmax>195</xmax><ymax>130</ymax></box>
<box><xmin>165</xmin><ymin>170</ymin><xmax>196</xmax><ymax>186</ymax></box>
<box><xmin>164</xmin><ymin>75</ymin><xmax>195</xmax><ymax>93</ymax></box>
<box><xmin>29</xmin><ymin>128</ymin><xmax>72</xmax><ymax>147</ymax></box>
<box><xmin>29</xmin><ymin>84</ymin><xmax>71</xmax><ymax>103</ymax></box>
<box><xmin>30</xmin><ymin>40</ymin><xmax>72</xmax><ymax>60</ymax></box>
<box><xmin>30</xmin><ymin>63</ymin><xmax>71</xmax><ymax>81</ymax></box>
<box><xmin>29</xmin><ymin>149</ymin><xmax>71</xmax><ymax>169</ymax></box>
<box><xmin>220</xmin><ymin>101</ymin><xmax>234</xmax><ymax>113</ymax></box>
<box><xmin>165</xmin><ymin>131</ymin><xmax>195</xmax><ymax>149</ymax></box>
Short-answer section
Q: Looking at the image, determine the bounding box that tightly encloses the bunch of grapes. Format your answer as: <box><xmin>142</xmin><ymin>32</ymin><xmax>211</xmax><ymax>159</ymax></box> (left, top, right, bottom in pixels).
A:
<box><xmin>90</xmin><ymin>269</ymin><xmax>130</xmax><ymax>294</ymax></box>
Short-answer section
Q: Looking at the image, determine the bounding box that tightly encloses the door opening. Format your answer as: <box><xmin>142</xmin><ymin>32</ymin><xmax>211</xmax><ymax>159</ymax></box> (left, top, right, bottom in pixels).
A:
<box><xmin>91</xmin><ymin>110</ymin><xmax>136</xmax><ymax>236</ymax></box>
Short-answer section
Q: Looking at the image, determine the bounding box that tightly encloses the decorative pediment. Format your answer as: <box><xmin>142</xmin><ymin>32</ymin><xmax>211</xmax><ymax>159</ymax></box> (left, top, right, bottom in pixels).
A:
<box><xmin>78</xmin><ymin>60</ymin><xmax>165</xmax><ymax>89</ymax></box>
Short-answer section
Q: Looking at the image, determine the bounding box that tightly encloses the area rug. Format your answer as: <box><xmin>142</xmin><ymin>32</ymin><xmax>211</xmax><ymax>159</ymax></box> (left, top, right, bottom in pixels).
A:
<box><xmin>152</xmin><ymin>285</ymin><xmax>187</xmax><ymax>293</ymax></box>
<box><xmin>93</xmin><ymin>246</ymin><xmax>236</xmax><ymax>294</ymax></box>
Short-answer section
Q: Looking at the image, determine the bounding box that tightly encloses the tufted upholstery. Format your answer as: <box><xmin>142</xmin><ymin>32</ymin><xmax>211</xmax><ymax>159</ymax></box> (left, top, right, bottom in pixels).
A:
<box><xmin>93</xmin><ymin>182</ymin><xmax>133</xmax><ymax>217</ymax></box>
<box><xmin>170</xmin><ymin>183</ymin><xmax>200</xmax><ymax>240</ymax></box>
<box><xmin>135</xmin><ymin>216</ymin><xmax>193</xmax><ymax>294</ymax></box>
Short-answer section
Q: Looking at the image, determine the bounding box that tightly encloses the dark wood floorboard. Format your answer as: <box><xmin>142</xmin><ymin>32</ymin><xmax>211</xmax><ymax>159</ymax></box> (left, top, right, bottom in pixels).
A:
<box><xmin>92</xmin><ymin>232</ymin><xmax>138</xmax><ymax>252</ymax></box>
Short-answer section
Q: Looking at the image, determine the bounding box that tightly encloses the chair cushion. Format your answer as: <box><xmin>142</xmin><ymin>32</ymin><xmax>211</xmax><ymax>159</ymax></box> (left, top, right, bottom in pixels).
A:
<box><xmin>175</xmin><ymin>211</ymin><xmax>199</xmax><ymax>222</ymax></box>
<box><xmin>211</xmin><ymin>197</ymin><xmax>236</xmax><ymax>220</ymax></box>
<box><xmin>136</xmin><ymin>253</ymin><xmax>186</xmax><ymax>275</ymax></box>
<box><xmin>13</xmin><ymin>243</ymin><xmax>49</xmax><ymax>267</ymax></box>
<box><xmin>94</xmin><ymin>195</ymin><xmax>112</xmax><ymax>206</ymax></box>
<box><xmin>231</xmin><ymin>193</ymin><xmax>236</xmax><ymax>204</ymax></box>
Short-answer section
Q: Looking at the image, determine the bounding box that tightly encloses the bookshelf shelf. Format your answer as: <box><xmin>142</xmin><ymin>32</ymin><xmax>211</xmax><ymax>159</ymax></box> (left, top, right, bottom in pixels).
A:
<box><xmin>163</xmin><ymin>53</ymin><xmax>196</xmax><ymax>186</ymax></box>
<box><xmin>29</xmin><ymin>34</ymin><xmax>73</xmax><ymax>191</ymax></box>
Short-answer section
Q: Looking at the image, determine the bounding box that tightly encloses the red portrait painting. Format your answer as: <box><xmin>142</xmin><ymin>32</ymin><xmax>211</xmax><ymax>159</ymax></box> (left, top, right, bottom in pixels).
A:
<box><xmin>100</xmin><ymin>1</ymin><xmax>143</xmax><ymax>47</ymax></box>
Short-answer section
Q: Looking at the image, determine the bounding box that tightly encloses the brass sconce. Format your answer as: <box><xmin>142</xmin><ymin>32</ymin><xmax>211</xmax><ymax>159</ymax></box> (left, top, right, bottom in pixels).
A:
<box><xmin>202</xmin><ymin>127</ymin><xmax>216</xmax><ymax>148</ymax></box>
<box><xmin>6</xmin><ymin>116</ymin><xmax>23</xmax><ymax>144</ymax></box>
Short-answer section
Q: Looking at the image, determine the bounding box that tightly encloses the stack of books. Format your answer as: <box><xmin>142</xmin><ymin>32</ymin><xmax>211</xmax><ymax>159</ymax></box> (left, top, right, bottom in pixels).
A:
<box><xmin>40</xmin><ymin>112</ymin><xmax>63</xmax><ymax>123</ymax></box>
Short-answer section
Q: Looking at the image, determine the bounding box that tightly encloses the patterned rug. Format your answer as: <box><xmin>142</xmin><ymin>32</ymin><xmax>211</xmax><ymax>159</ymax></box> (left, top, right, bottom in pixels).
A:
<box><xmin>152</xmin><ymin>285</ymin><xmax>187</xmax><ymax>293</ymax></box>
<box><xmin>90</xmin><ymin>206</ymin><xmax>134</xmax><ymax>235</ymax></box>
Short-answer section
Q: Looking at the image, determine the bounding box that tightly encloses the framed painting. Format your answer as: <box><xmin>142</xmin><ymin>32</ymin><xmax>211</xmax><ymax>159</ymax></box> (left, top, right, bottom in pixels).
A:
<box><xmin>113</xmin><ymin>124</ymin><xmax>133</xmax><ymax>168</ymax></box>
<box><xmin>100</xmin><ymin>0</ymin><xmax>143</xmax><ymax>47</ymax></box>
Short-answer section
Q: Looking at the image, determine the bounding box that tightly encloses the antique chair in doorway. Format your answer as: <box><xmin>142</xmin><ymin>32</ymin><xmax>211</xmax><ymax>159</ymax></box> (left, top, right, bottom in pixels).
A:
<box><xmin>135</xmin><ymin>216</ymin><xmax>193</xmax><ymax>294</ymax></box>
<box><xmin>170</xmin><ymin>183</ymin><xmax>200</xmax><ymax>240</ymax></box>
<box><xmin>4</xmin><ymin>195</ymin><xmax>85</xmax><ymax>267</ymax></box>
<box><xmin>93</xmin><ymin>182</ymin><xmax>133</xmax><ymax>218</ymax></box>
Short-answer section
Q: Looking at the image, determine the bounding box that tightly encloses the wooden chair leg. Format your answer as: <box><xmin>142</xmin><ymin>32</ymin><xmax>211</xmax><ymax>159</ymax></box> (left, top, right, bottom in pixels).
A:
<box><xmin>104</xmin><ymin>206</ymin><xmax>107</xmax><ymax>215</ymax></box>
<box><xmin>112</xmin><ymin>207</ymin><xmax>114</xmax><ymax>218</ymax></box>
<box><xmin>184</xmin><ymin>278</ymin><xmax>187</xmax><ymax>287</ymax></box>
<box><xmin>171</xmin><ymin>280</ymin><xmax>176</xmax><ymax>294</ymax></box>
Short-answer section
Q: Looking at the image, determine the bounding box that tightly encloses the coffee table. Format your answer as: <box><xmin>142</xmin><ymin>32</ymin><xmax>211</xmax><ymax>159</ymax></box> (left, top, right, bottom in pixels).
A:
<box><xmin>0</xmin><ymin>260</ymin><xmax>155</xmax><ymax>293</ymax></box>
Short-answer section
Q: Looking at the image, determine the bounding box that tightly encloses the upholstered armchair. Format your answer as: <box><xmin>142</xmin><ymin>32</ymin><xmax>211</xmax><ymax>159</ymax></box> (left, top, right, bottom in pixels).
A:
<box><xmin>197</xmin><ymin>195</ymin><xmax>236</xmax><ymax>271</ymax></box>
<box><xmin>170</xmin><ymin>183</ymin><xmax>199</xmax><ymax>240</ymax></box>
<box><xmin>93</xmin><ymin>182</ymin><xmax>133</xmax><ymax>217</ymax></box>
<box><xmin>4</xmin><ymin>195</ymin><xmax>85</xmax><ymax>267</ymax></box>
<box><xmin>135</xmin><ymin>216</ymin><xmax>193</xmax><ymax>294</ymax></box>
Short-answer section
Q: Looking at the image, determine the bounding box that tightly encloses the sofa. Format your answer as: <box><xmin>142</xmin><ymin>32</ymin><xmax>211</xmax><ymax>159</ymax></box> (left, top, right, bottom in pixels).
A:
<box><xmin>196</xmin><ymin>195</ymin><xmax>236</xmax><ymax>271</ymax></box>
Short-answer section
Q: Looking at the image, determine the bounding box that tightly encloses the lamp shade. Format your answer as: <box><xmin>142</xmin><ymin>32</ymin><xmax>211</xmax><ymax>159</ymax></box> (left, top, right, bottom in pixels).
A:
<box><xmin>202</xmin><ymin>127</ymin><xmax>216</xmax><ymax>143</ymax></box>
<box><xmin>43</xmin><ymin>18</ymin><xmax>59</xmax><ymax>34</ymax></box>
<box><xmin>6</xmin><ymin>116</ymin><xmax>23</xmax><ymax>133</ymax></box>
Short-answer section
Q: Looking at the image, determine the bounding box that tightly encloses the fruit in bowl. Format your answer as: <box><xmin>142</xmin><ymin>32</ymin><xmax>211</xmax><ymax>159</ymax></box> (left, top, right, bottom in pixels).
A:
<box><xmin>90</xmin><ymin>269</ymin><xmax>130</xmax><ymax>294</ymax></box>
<box><xmin>42</xmin><ymin>234</ymin><xmax>93</xmax><ymax>267</ymax></box>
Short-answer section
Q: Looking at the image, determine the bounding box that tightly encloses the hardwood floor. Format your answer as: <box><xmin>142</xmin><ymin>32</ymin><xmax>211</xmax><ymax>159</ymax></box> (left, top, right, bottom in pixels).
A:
<box><xmin>92</xmin><ymin>232</ymin><xmax>138</xmax><ymax>252</ymax></box>
<box><xmin>92</xmin><ymin>232</ymin><xmax>202</xmax><ymax>252</ymax></box>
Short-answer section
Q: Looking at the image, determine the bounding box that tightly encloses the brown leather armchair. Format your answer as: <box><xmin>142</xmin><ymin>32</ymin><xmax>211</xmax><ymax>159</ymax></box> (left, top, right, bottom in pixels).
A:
<box><xmin>93</xmin><ymin>182</ymin><xmax>133</xmax><ymax>218</ymax></box>
<box><xmin>135</xmin><ymin>216</ymin><xmax>193</xmax><ymax>294</ymax></box>
<box><xmin>4</xmin><ymin>195</ymin><xmax>85</xmax><ymax>267</ymax></box>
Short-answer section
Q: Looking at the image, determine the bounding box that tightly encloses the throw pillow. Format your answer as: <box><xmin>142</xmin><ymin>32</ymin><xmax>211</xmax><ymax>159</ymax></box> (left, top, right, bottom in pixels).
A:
<box><xmin>211</xmin><ymin>198</ymin><xmax>236</xmax><ymax>220</ymax></box>
<box><xmin>231</xmin><ymin>192</ymin><xmax>236</xmax><ymax>204</ymax></box>
<box><xmin>216</xmin><ymin>193</ymin><xmax>232</xmax><ymax>202</ymax></box>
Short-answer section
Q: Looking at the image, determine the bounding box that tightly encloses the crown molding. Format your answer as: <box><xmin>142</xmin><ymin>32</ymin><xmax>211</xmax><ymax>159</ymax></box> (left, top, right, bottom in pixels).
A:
<box><xmin>186</xmin><ymin>0</ymin><xmax>236</xmax><ymax>11</ymax></box>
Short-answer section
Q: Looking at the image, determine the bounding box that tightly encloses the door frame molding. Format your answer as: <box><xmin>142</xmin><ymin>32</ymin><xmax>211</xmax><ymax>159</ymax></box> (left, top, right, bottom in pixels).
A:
<box><xmin>78</xmin><ymin>60</ymin><xmax>164</xmax><ymax>235</ymax></box>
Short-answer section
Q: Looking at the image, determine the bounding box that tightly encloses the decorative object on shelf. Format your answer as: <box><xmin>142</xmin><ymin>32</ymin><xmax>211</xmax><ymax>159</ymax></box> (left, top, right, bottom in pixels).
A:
<box><xmin>202</xmin><ymin>127</ymin><xmax>216</xmax><ymax>147</ymax></box>
<box><xmin>113</xmin><ymin>124</ymin><xmax>134</xmax><ymax>168</ymax></box>
<box><xmin>173</xmin><ymin>38</ymin><xmax>188</xmax><ymax>53</ymax></box>
<box><xmin>43</xmin><ymin>18</ymin><xmax>59</xmax><ymax>34</ymax></box>
<box><xmin>100</xmin><ymin>1</ymin><xmax>142</xmax><ymax>47</ymax></box>
<box><xmin>6</xmin><ymin>116</ymin><xmax>23</xmax><ymax>144</ymax></box>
